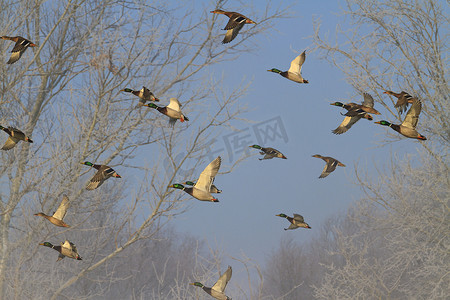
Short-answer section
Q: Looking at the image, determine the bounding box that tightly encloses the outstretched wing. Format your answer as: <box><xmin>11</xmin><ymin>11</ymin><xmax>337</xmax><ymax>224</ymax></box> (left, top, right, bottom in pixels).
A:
<box><xmin>332</xmin><ymin>116</ymin><xmax>361</xmax><ymax>134</ymax></box>
<box><xmin>293</xmin><ymin>214</ymin><xmax>305</xmax><ymax>222</ymax></box>
<box><xmin>86</xmin><ymin>165</ymin><xmax>111</xmax><ymax>190</ymax></box>
<box><xmin>319</xmin><ymin>159</ymin><xmax>338</xmax><ymax>178</ymax></box>
<box><xmin>167</xmin><ymin>98</ymin><xmax>181</xmax><ymax>111</ymax></box>
<box><xmin>362</xmin><ymin>93</ymin><xmax>374</xmax><ymax>108</ymax></box>
<box><xmin>222</xmin><ymin>23</ymin><xmax>244</xmax><ymax>44</ymax></box>
<box><xmin>212</xmin><ymin>266</ymin><xmax>232</xmax><ymax>293</ymax></box>
<box><xmin>195</xmin><ymin>157</ymin><xmax>221</xmax><ymax>192</ymax></box>
<box><xmin>401</xmin><ymin>98</ymin><xmax>422</xmax><ymax>129</ymax></box>
<box><xmin>288</xmin><ymin>51</ymin><xmax>306</xmax><ymax>75</ymax></box>
<box><xmin>1</xmin><ymin>136</ymin><xmax>19</xmax><ymax>150</ymax></box>
<box><xmin>53</xmin><ymin>195</ymin><xmax>69</xmax><ymax>221</ymax></box>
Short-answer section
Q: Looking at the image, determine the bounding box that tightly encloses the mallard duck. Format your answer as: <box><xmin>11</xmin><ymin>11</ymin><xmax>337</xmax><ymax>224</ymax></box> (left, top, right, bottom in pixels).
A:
<box><xmin>120</xmin><ymin>86</ymin><xmax>159</xmax><ymax>105</ymax></box>
<box><xmin>169</xmin><ymin>156</ymin><xmax>221</xmax><ymax>202</ymax></box>
<box><xmin>341</xmin><ymin>93</ymin><xmax>381</xmax><ymax>116</ymax></box>
<box><xmin>34</xmin><ymin>195</ymin><xmax>70</xmax><ymax>227</ymax></box>
<box><xmin>330</xmin><ymin>97</ymin><xmax>375</xmax><ymax>134</ymax></box>
<box><xmin>210</xmin><ymin>9</ymin><xmax>256</xmax><ymax>44</ymax></box>
<box><xmin>312</xmin><ymin>154</ymin><xmax>345</xmax><ymax>178</ymax></box>
<box><xmin>81</xmin><ymin>161</ymin><xmax>121</xmax><ymax>190</ymax></box>
<box><xmin>276</xmin><ymin>213</ymin><xmax>311</xmax><ymax>230</ymax></box>
<box><xmin>40</xmin><ymin>240</ymin><xmax>82</xmax><ymax>261</ymax></box>
<box><xmin>190</xmin><ymin>266</ymin><xmax>232</xmax><ymax>300</ymax></box>
<box><xmin>184</xmin><ymin>181</ymin><xmax>222</xmax><ymax>193</ymax></box>
<box><xmin>0</xmin><ymin>125</ymin><xmax>33</xmax><ymax>150</ymax></box>
<box><xmin>384</xmin><ymin>90</ymin><xmax>414</xmax><ymax>114</ymax></box>
<box><xmin>249</xmin><ymin>145</ymin><xmax>287</xmax><ymax>160</ymax></box>
<box><xmin>375</xmin><ymin>98</ymin><xmax>427</xmax><ymax>140</ymax></box>
<box><xmin>144</xmin><ymin>98</ymin><xmax>189</xmax><ymax>126</ymax></box>
<box><xmin>267</xmin><ymin>50</ymin><xmax>309</xmax><ymax>84</ymax></box>
<box><xmin>1</xmin><ymin>36</ymin><xmax>37</xmax><ymax>64</ymax></box>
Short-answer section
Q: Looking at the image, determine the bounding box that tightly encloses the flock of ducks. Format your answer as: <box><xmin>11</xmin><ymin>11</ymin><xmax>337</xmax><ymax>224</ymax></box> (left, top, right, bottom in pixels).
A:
<box><xmin>0</xmin><ymin>7</ymin><xmax>428</xmax><ymax>300</ymax></box>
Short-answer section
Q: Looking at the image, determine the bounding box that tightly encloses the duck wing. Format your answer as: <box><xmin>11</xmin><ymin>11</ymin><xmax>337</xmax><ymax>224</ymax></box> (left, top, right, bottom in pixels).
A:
<box><xmin>167</xmin><ymin>97</ymin><xmax>181</xmax><ymax>111</ymax></box>
<box><xmin>1</xmin><ymin>136</ymin><xmax>20</xmax><ymax>150</ymax></box>
<box><xmin>288</xmin><ymin>51</ymin><xmax>306</xmax><ymax>76</ymax></box>
<box><xmin>86</xmin><ymin>165</ymin><xmax>113</xmax><ymax>190</ymax></box>
<box><xmin>223</xmin><ymin>13</ymin><xmax>247</xmax><ymax>30</ymax></box>
<box><xmin>194</xmin><ymin>156</ymin><xmax>221</xmax><ymax>192</ymax></box>
<box><xmin>319</xmin><ymin>159</ymin><xmax>338</xmax><ymax>178</ymax></box>
<box><xmin>223</xmin><ymin>23</ymin><xmax>245</xmax><ymax>44</ymax></box>
<box><xmin>401</xmin><ymin>98</ymin><xmax>422</xmax><ymax>129</ymax></box>
<box><xmin>212</xmin><ymin>266</ymin><xmax>232</xmax><ymax>293</ymax></box>
<box><xmin>362</xmin><ymin>93</ymin><xmax>375</xmax><ymax>108</ymax></box>
<box><xmin>293</xmin><ymin>214</ymin><xmax>305</xmax><ymax>222</ymax></box>
<box><xmin>52</xmin><ymin>195</ymin><xmax>69</xmax><ymax>221</ymax></box>
<box><xmin>332</xmin><ymin>116</ymin><xmax>362</xmax><ymax>134</ymax></box>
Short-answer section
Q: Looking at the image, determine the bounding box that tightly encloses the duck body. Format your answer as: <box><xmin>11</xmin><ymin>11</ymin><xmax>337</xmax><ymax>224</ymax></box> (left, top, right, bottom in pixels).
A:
<box><xmin>249</xmin><ymin>144</ymin><xmax>287</xmax><ymax>160</ymax></box>
<box><xmin>312</xmin><ymin>154</ymin><xmax>345</xmax><ymax>178</ymax></box>
<box><xmin>82</xmin><ymin>161</ymin><xmax>121</xmax><ymax>190</ymax></box>
<box><xmin>0</xmin><ymin>125</ymin><xmax>33</xmax><ymax>150</ymax></box>
<box><xmin>1</xmin><ymin>36</ymin><xmax>37</xmax><ymax>64</ymax></box>
<box><xmin>184</xmin><ymin>181</ymin><xmax>222</xmax><ymax>193</ymax></box>
<box><xmin>375</xmin><ymin>98</ymin><xmax>426</xmax><ymax>140</ymax></box>
<box><xmin>40</xmin><ymin>240</ymin><xmax>82</xmax><ymax>261</ymax></box>
<box><xmin>384</xmin><ymin>90</ymin><xmax>414</xmax><ymax>114</ymax></box>
<box><xmin>276</xmin><ymin>213</ymin><xmax>311</xmax><ymax>230</ymax></box>
<box><xmin>267</xmin><ymin>51</ymin><xmax>308</xmax><ymax>84</ymax></box>
<box><xmin>210</xmin><ymin>9</ymin><xmax>256</xmax><ymax>44</ymax></box>
<box><xmin>34</xmin><ymin>195</ymin><xmax>70</xmax><ymax>227</ymax></box>
<box><xmin>191</xmin><ymin>266</ymin><xmax>232</xmax><ymax>300</ymax></box>
<box><xmin>170</xmin><ymin>157</ymin><xmax>221</xmax><ymax>202</ymax></box>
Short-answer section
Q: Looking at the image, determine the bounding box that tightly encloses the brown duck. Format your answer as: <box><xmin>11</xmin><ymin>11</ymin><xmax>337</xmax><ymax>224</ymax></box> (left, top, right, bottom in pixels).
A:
<box><xmin>210</xmin><ymin>9</ymin><xmax>256</xmax><ymax>44</ymax></box>
<box><xmin>312</xmin><ymin>154</ymin><xmax>346</xmax><ymax>178</ymax></box>
<box><xmin>35</xmin><ymin>195</ymin><xmax>70</xmax><ymax>227</ymax></box>
<box><xmin>0</xmin><ymin>125</ymin><xmax>33</xmax><ymax>150</ymax></box>
<box><xmin>1</xmin><ymin>36</ymin><xmax>37</xmax><ymax>64</ymax></box>
<box><xmin>384</xmin><ymin>91</ymin><xmax>414</xmax><ymax>114</ymax></box>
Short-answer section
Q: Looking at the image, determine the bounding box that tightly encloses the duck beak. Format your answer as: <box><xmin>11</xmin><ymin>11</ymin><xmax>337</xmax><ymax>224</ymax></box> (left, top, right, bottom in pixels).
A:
<box><xmin>374</xmin><ymin>121</ymin><xmax>381</xmax><ymax>124</ymax></box>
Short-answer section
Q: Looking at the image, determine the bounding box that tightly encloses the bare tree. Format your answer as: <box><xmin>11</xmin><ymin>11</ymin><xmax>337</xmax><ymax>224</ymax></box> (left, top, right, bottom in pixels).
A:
<box><xmin>0</xmin><ymin>0</ymin><xmax>288</xmax><ymax>298</ymax></box>
<box><xmin>261</xmin><ymin>1</ymin><xmax>448</xmax><ymax>299</ymax></box>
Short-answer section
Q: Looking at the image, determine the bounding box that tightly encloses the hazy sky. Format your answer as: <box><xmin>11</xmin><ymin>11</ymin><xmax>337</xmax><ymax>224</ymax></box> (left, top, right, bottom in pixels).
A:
<box><xmin>149</xmin><ymin>0</ymin><xmax>421</xmax><ymax>281</ymax></box>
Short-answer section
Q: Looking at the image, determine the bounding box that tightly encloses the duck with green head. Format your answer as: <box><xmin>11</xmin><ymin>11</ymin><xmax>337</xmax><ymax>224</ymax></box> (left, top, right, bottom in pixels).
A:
<box><xmin>169</xmin><ymin>156</ymin><xmax>221</xmax><ymax>202</ymax></box>
<box><xmin>276</xmin><ymin>213</ymin><xmax>311</xmax><ymax>230</ymax></box>
<box><xmin>81</xmin><ymin>161</ymin><xmax>121</xmax><ymax>190</ymax></box>
<box><xmin>0</xmin><ymin>125</ymin><xmax>33</xmax><ymax>150</ymax></box>
<box><xmin>267</xmin><ymin>50</ymin><xmax>308</xmax><ymax>84</ymax></box>
<box><xmin>120</xmin><ymin>86</ymin><xmax>159</xmax><ymax>106</ymax></box>
<box><xmin>39</xmin><ymin>240</ymin><xmax>82</xmax><ymax>261</ymax></box>
<box><xmin>190</xmin><ymin>266</ymin><xmax>232</xmax><ymax>300</ymax></box>
<box><xmin>375</xmin><ymin>98</ymin><xmax>426</xmax><ymax>140</ymax></box>
<box><xmin>249</xmin><ymin>144</ymin><xmax>287</xmax><ymax>160</ymax></box>
<box><xmin>144</xmin><ymin>97</ymin><xmax>189</xmax><ymax>126</ymax></box>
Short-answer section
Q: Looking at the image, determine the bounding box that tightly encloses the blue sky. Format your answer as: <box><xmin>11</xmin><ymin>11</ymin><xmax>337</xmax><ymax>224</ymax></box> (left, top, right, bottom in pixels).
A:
<box><xmin>167</xmin><ymin>0</ymin><xmax>399</xmax><ymax>265</ymax></box>
<box><xmin>135</xmin><ymin>0</ymin><xmax>425</xmax><ymax>280</ymax></box>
